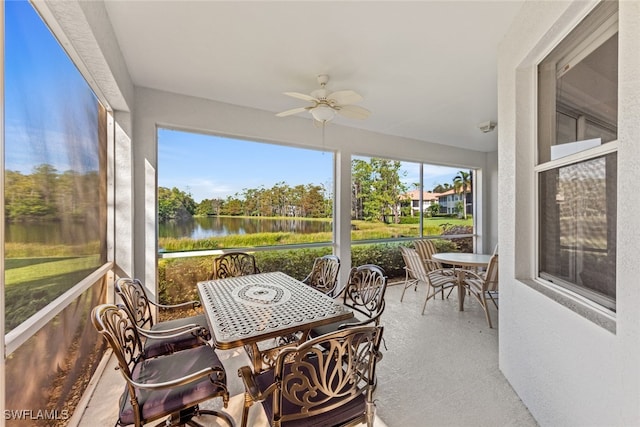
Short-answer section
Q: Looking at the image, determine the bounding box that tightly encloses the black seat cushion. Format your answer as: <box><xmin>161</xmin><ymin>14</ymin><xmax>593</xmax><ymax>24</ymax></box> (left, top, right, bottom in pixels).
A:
<box><xmin>309</xmin><ymin>320</ymin><xmax>343</xmax><ymax>339</ymax></box>
<box><xmin>144</xmin><ymin>313</ymin><xmax>210</xmax><ymax>358</ymax></box>
<box><xmin>254</xmin><ymin>356</ymin><xmax>366</xmax><ymax>427</ymax></box>
<box><xmin>119</xmin><ymin>344</ymin><xmax>226</xmax><ymax>426</ymax></box>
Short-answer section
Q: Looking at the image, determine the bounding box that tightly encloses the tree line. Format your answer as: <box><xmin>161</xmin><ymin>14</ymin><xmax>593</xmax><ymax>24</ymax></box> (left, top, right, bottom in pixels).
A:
<box><xmin>158</xmin><ymin>160</ymin><xmax>472</xmax><ymax>223</ymax></box>
<box><xmin>159</xmin><ymin>182</ymin><xmax>332</xmax><ymax>222</ymax></box>
<box><xmin>5</xmin><ymin>162</ymin><xmax>471</xmax><ymax>224</ymax></box>
<box><xmin>5</xmin><ymin>164</ymin><xmax>101</xmax><ymax>222</ymax></box>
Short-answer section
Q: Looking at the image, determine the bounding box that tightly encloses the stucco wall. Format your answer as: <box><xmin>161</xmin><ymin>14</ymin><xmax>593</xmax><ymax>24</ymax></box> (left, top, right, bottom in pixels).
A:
<box><xmin>498</xmin><ymin>1</ymin><xmax>640</xmax><ymax>425</ymax></box>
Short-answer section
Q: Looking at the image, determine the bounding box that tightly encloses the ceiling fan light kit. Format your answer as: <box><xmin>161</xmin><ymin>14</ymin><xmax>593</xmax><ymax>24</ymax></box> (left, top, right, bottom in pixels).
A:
<box><xmin>310</xmin><ymin>105</ymin><xmax>336</xmax><ymax>122</ymax></box>
<box><xmin>277</xmin><ymin>74</ymin><xmax>371</xmax><ymax>125</ymax></box>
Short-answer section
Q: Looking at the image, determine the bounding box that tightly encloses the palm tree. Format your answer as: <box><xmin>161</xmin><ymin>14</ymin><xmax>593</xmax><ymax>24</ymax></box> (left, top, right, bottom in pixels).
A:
<box><xmin>453</xmin><ymin>170</ymin><xmax>471</xmax><ymax>219</ymax></box>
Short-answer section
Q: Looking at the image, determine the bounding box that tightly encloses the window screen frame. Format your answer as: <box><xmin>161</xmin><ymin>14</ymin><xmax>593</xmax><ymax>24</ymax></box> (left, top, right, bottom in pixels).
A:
<box><xmin>535</xmin><ymin>1</ymin><xmax>618</xmax><ymax>314</ymax></box>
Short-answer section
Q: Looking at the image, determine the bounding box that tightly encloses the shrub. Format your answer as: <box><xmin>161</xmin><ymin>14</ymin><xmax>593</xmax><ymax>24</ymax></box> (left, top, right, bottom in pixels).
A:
<box><xmin>158</xmin><ymin>244</ymin><xmax>411</xmax><ymax>304</ymax></box>
<box><xmin>441</xmin><ymin>224</ymin><xmax>473</xmax><ymax>252</ymax></box>
<box><xmin>157</xmin><ymin>238</ymin><xmax>469</xmax><ymax>305</ymax></box>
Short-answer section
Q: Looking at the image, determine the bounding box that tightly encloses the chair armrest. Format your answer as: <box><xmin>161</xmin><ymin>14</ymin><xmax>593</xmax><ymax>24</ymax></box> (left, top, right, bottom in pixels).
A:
<box><xmin>301</xmin><ymin>272</ymin><xmax>312</xmax><ymax>285</ymax></box>
<box><xmin>126</xmin><ymin>366</ymin><xmax>225</xmax><ymax>391</ymax></box>
<box><xmin>338</xmin><ymin>300</ymin><xmax>385</xmax><ymax>330</ymax></box>
<box><xmin>153</xmin><ymin>300</ymin><xmax>201</xmax><ymax>311</ymax></box>
<box><xmin>238</xmin><ymin>366</ymin><xmax>277</xmax><ymax>403</ymax></box>
<box><xmin>137</xmin><ymin>324</ymin><xmax>206</xmax><ymax>339</ymax></box>
<box><xmin>458</xmin><ymin>269</ymin><xmax>483</xmax><ymax>281</ymax></box>
<box><xmin>423</xmin><ymin>258</ymin><xmax>452</xmax><ymax>273</ymax></box>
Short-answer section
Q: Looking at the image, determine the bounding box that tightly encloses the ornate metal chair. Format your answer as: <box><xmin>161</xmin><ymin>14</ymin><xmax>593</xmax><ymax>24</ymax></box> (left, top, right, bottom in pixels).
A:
<box><xmin>463</xmin><ymin>254</ymin><xmax>499</xmax><ymax>328</ymax></box>
<box><xmin>115</xmin><ymin>277</ymin><xmax>209</xmax><ymax>358</ymax></box>
<box><xmin>208</xmin><ymin>251</ymin><xmax>260</xmax><ymax>280</ymax></box>
<box><xmin>91</xmin><ymin>304</ymin><xmax>233</xmax><ymax>427</ymax></box>
<box><xmin>239</xmin><ymin>325</ymin><xmax>384</xmax><ymax>427</ymax></box>
<box><xmin>399</xmin><ymin>246</ymin><xmax>457</xmax><ymax>315</ymax></box>
<box><xmin>301</xmin><ymin>254</ymin><xmax>341</xmax><ymax>297</ymax></box>
<box><xmin>310</xmin><ymin>264</ymin><xmax>387</xmax><ymax>338</ymax></box>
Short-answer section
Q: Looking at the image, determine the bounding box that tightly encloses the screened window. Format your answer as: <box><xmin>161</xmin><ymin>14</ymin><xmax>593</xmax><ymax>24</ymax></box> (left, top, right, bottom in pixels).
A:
<box><xmin>537</xmin><ymin>1</ymin><xmax>617</xmax><ymax>311</ymax></box>
<box><xmin>157</xmin><ymin>129</ymin><xmax>334</xmax><ymax>253</ymax></box>
<box><xmin>350</xmin><ymin>156</ymin><xmax>474</xmax><ymax>246</ymax></box>
<box><xmin>4</xmin><ymin>1</ymin><xmax>107</xmax><ymax>331</ymax></box>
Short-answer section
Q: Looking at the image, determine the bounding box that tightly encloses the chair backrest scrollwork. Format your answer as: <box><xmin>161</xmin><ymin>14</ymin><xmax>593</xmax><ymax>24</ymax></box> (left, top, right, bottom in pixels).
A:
<box><xmin>209</xmin><ymin>251</ymin><xmax>260</xmax><ymax>280</ymax></box>
<box><xmin>272</xmin><ymin>325</ymin><xmax>384</xmax><ymax>424</ymax></box>
<box><xmin>116</xmin><ymin>278</ymin><xmax>154</xmax><ymax>329</ymax></box>
<box><xmin>302</xmin><ymin>255</ymin><xmax>341</xmax><ymax>297</ymax></box>
<box><xmin>91</xmin><ymin>304</ymin><xmax>143</xmax><ymax>382</ymax></box>
<box><xmin>342</xmin><ymin>264</ymin><xmax>387</xmax><ymax>326</ymax></box>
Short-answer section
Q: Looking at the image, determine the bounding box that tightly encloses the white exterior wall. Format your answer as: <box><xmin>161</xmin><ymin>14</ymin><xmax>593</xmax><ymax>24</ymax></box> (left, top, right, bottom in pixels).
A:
<box><xmin>498</xmin><ymin>1</ymin><xmax>640</xmax><ymax>425</ymax></box>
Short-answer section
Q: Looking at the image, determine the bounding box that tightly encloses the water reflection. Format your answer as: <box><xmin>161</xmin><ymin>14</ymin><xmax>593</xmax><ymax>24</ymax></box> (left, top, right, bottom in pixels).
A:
<box><xmin>5</xmin><ymin>220</ymin><xmax>99</xmax><ymax>245</ymax></box>
<box><xmin>159</xmin><ymin>216</ymin><xmax>332</xmax><ymax>239</ymax></box>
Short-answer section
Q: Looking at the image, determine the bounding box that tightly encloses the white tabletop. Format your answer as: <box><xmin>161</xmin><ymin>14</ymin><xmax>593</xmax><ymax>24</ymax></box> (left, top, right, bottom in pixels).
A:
<box><xmin>432</xmin><ymin>252</ymin><xmax>491</xmax><ymax>267</ymax></box>
<box><xmin>197</xmin><ymin>271</ymin><xmax>353</xmax><ymax>349</ymax></box>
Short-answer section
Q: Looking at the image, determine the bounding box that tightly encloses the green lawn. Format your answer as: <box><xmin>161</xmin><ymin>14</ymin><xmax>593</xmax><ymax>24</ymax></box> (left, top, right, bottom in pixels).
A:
<box><xmin>5</xmin><ymin>255</ymin><xmax>101</xmax><ymax>331</ymax></box>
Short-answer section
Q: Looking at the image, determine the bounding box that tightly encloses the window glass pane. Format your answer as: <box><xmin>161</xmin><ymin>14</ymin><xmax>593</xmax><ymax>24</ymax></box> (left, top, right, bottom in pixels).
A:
<box><xmin>4</xmin><ymin>1</ymin><xmax>106</xmax><ymax>331</ymax></box>
<box><xmin>351</xmin><ymin>157</ymin><xmax>419</xmax><ymax>240</ymax></box>
<box><xmin>538</xmin><ymin>2</ymin><xmax>618</xmax><ymax>163</ymax></box>
<box><xmin>556</xmin><ymin>33</ymin><xmax>617</xmax><ymax>144</ymax></box>
<box><xmin>556</xmin><ymin>112</ymin><xmax>577</xmax><ymax>145</ymax></box>
<box><xmin>157</xmin><ymin>129</ymin><xmax>334</xmax><ymax>253</ymax></box>
<box><xmin>539</xmin><ymin>153</ymin><xmax>616</xmax><ymax>310</ymax></box>
<box><xmin>350</xmin><ymin>157</ymin><xmax>473</xmax><ymax>247</ymax></box>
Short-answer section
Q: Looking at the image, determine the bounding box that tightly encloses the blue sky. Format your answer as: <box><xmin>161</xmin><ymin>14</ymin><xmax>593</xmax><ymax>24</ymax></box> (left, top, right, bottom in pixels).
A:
<box><xmin>158</xmin><ymin>129</ymin><xmax>463</xmax><ymax>203</ymax></box>
<box><xmin>5</xmin><ymin>0</ymin><xmax>99</xmax><ymax>175</ymax></box>
<box><xmin>158</xmin><ymin>129</ymin><xmax>335</xmax><ymax>202</ymax></box>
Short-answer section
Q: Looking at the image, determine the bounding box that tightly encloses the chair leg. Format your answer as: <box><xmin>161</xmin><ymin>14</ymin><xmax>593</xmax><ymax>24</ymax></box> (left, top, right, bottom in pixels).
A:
<box><xmin>241</xmin><ymin>393</ymin><xmax>253</xmax><ymax>427</ymax></box>
<box><xmin>482</xmin><ymin>293</ymin><xmax>493</xmax><ymax>329</ymax></box>
<box><xmin>400</xmin><ymin>274</ymin><xmax>416</xmax><ymax>302</ymax></box>
<box><xmin>421</xmin><ymin>286</ymin><xmax>436</xmax><ymax>315</ymax></box>
<box><xmin>445</xmin><ymin>286</ymin><xmax>455</xmax><ymax>299</ymax></box>
<box><xmin>366</xmin><ymin>400</ymin><xmax>376</xmax><ymax>427</ymax></box>
<box><xmin>488</xmin><ymin>291</ymin><xmax>499</xmax><ymax>309</ymax></box>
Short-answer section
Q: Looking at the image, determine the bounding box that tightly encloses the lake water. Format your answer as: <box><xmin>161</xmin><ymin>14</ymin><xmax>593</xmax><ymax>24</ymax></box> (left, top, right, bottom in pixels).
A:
<box><xmin>158</xmin><ymin>216</ymin><xmax>332</xmax><ymax>239</ymax></box>
<box><xmin>4</xmin><ymin>217</ymin><xmax>332</xmax><ymax>245</ymax></box>
<box><xmin>5</xmin><ymin>220</ymin><xmax>99</xmax><ymax>245</ymax></box>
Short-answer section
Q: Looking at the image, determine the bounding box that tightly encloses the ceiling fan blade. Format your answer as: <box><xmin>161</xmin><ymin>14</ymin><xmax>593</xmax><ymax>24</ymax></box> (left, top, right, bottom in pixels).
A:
<box><xmin>276</xmin><ymin>107</ymin><xmax>308</xmax><ymax>117</ymax></box>
<box><xmin>328</xmin><ymin>90</ymin><xmax>362</xmax><ymax>105</ymax></box>
<box><xmin>337</xmin><ymin>104</ymin><xmax>371</xmax><ymax>120</ymax></box>
<box><xmin>283</xmin><ymin>92</ymin><xmax>318</xmax><ymax>102</ymax></box>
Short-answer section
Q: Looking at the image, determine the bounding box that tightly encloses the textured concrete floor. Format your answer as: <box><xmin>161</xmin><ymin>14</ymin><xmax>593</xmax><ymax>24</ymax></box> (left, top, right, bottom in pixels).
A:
<box><xmin>375</xmin><ymin>281</ymin><xmax>537</xmax><ymax>426</ymax></box>
<box><xmin>77</xmin><ymin>280</ymin><xmax>537</xmax><ymax>427</ymax></box>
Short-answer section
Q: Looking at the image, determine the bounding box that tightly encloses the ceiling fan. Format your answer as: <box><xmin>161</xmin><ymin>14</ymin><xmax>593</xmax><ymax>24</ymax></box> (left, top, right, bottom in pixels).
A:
<box><xmin>276</xmin><ymin>74</ymin><xmax>371</xmax><ymax>124</ymax></box>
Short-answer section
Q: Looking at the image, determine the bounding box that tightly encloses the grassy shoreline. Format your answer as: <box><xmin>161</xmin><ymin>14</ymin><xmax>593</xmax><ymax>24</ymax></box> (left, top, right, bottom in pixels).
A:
<box><xmin>159</xmin><ymin>217</ymin><xmax>472</xmax><ymax>252</ymax></box>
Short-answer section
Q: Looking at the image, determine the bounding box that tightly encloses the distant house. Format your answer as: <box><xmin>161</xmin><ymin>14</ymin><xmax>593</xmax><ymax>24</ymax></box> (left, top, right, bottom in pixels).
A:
<box><xmin>403</xmin><ymin>190</ymin><xmax>439</xmax><ymax>216</ymax></box>
<box><xmin>436</xmin><ymin>187</ymin><xmax>472</xmax><ymax>215</ymax></box>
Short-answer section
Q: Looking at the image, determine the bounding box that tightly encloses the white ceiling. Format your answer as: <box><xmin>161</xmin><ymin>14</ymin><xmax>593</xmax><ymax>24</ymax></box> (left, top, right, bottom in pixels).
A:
<box><xmin>103</xmin><ymin>1</ymin><xmax>524</xmax><ymax>152</ymax></box>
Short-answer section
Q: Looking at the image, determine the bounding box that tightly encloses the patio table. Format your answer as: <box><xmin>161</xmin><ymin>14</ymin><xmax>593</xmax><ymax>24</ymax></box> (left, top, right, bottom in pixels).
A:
<box><xmin>197</xmin><ymin>271</ymin><xmax>353</xmax><ymax>371</ymax></box>
<box><xmin>432</xmin><ymin>252</ymin><xmax>491</xmax><ymax>311</ymax></box>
